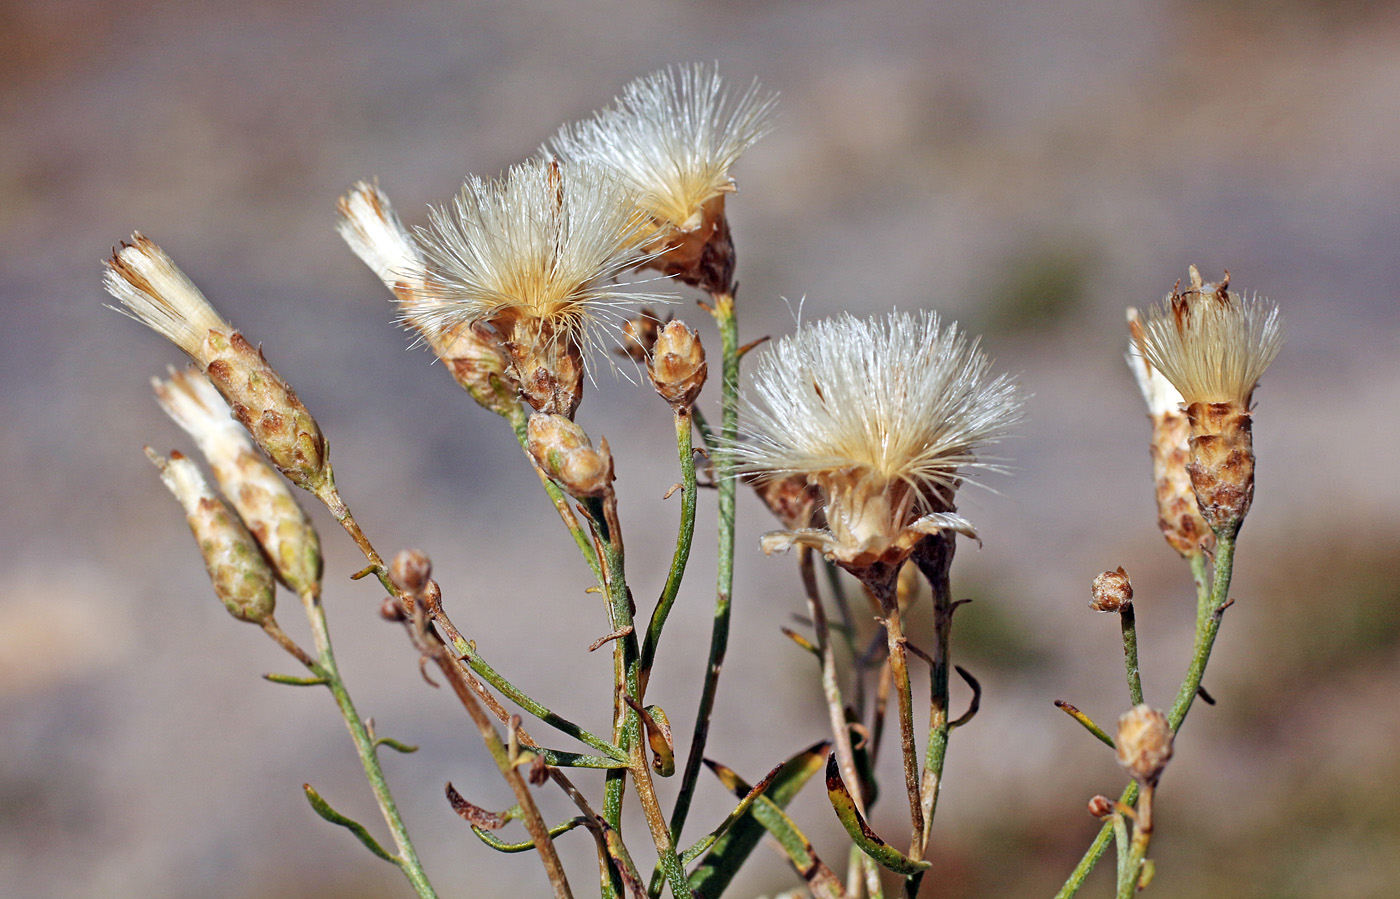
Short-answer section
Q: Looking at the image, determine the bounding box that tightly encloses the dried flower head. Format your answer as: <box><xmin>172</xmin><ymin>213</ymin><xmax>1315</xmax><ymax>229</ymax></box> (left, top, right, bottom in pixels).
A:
<box><xmin>730</xmin><ymin>310</ymin><xmax>1023</xmax><ymax>575</ymax></box>
<box><xmin>1134</xmin><ymin>267</ymin><xmax>1283</xmax><ymax>408</ymax></box>
<box><xmin>548</xmin><ymin>63</ymin><xmax>777</xmax><ymax>291</ymax></box>
<box><xmin>1133</xmin><ymin>267</ymin><xmax>1284</xmax><ymax>534</ymax></box>
<box><xmin>647</xmin><ymin>319</ymin><xmax>707</xmax><ymax>409</ymax></box>
<box><xmin>1126</xmin><ymin>308</ymin><xmax>1214</xmax><ymax>558</ymax></box>
<box><xmin>410</xmin><ymin>158</ymin><xmax>670</xmax><ymax>417</ymax></box>
<box><xmin>337</xmin><ymin>180</ymin><xmax>520</xmax><ymax>415</ymax></box>
<box><xmin>1090</xmin><ymin>567</ymin><xmax>1133</xmax><ymax>613</ymax></box>
<box><xmin>1116</xmin><ymin>705</ymin><xmax>1174</xmax><ymax>786</ymax></box>
<box><xmin>526</xmin><ymin>413</ymin><xmax>614</xmax><ymax>499</ymax></box>
<box><xmin>153</xmin><ymin>368</ymin><xmax>322</xmax><ymax>596</ymax></box>
<box><xmin>146</xmin><ymin>448</ymin><xmax>276</xmax><ymax>625</ymax></box>
<box><xmin>105</xmin><ymin>235</ymin><xmax>333</xmax><ymax>493</ymax></box>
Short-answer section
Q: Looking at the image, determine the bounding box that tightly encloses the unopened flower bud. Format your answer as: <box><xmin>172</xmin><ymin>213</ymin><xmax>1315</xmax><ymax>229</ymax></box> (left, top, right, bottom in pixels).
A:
<box><xmin>1090</xmin><ymin>567</ymin><xmax>1133</xmax><ymax>613</ymax></box>
<box><xmin>1116</xmin><ymin>705</ymin><xmax>1173</xmax><ymax>786</ymax></box>
<box><xmin>616</xmin><ymin>309</ymin><xmax>664</xmax><ymax>363</ymax></box>
<box><xmin>380</xmin><ymin>596</ymin><xmax>408</xmax><ymax>622</ymax></box>
<box><xmin>648</xmin><ymin>320</ymin><xmax>707</xmax><ymax>409</ymax></box>
<box><xmin>146</xmin><ymin>448</ymin><xmax>275</xmax><ymax>625</ymax></box>
<box><xmin>106</xmin><ymin>236</ymin><xmax>334</xmax><ymax>494</ymax></box>
<box><xmin>1087</xmin><ymin>795</ymin><xmax>1115</xmax><ymax>818</ymax></box>
<box><xmin>527</xmin><ymin>413</ymin><xmax>613</xmax><ymax>498</ymax></box>
<box><xmin>391</xmin><ymin>549</ymin><xmax>433</xmax><ymax>595</ymax></box>
<box><xmin>153</xmin><ymin>369</ymin><xmax>322</xmax><ymax>596</ymax></box>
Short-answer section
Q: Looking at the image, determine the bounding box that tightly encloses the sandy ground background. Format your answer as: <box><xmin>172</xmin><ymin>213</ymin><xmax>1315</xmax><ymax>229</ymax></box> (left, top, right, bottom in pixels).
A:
<box><xmin>3</xmin><ymin>1</ymin><xmax>1399</xmax><ymax>897</ymax></box>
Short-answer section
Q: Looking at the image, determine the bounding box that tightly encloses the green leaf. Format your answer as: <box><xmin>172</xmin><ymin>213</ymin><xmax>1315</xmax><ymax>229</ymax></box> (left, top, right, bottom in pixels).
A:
<box><xmin>373</xmin><ymin>736</ymin><xmax>419</xmax><ymax>754</ymax></box>
<box><xmin>688</xmin><ymin>740</ymin><xmax>838</xmax><ymax>899</ymax></box>
<box><xmin>302</xmin><ymin>783</ymin><xmax>396</xmax><ymax>864</ymax></box>
<box><xmin>471</xmin><ymin>817</ymin><xmax>588</xmax><ymax>853</ymax></box>
<box><xmin>825</xmin><ymin>753</ymin><xmax>930</xmax><ymax>876</ymax></box>
<box><xmin>263</xmin><ymin>672</ymin><xmax>328</xmax><ymax>687</ymax></box>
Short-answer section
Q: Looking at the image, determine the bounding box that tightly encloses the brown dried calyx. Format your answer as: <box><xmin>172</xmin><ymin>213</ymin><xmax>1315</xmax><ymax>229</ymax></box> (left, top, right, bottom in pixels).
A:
<box><xmin>526</xmin><ymin>413</ymin><xmax>613</xmax><ymax>498</ymax></box>
<box><xmin>647</xmin><ymin>320</ymin><xmax>707</xmax><ymax>409</ymax></box>
<box><xmin>1184</xmin><ymin>399</ymin><xmax>1254</xmax><ymax>536</ymax></box>
<box><xmin>425</xmin><ymin>320</ymin><xmax>521</xmax><ymax>417</ymax></box>
<box><xmin>491</xmin><ymin>314</ymin><xmax>585</xmax><ymax>419</ymax></box>
<box><xmin>1150</xmin><ymin>402</ymin><xmax>1215</xmax><ymax>557</ymax></box>
<box><xmin>1116</xmin><ymin>705</ymin><xmax>1173</xmax><ymax>786</ymax></box>
<box><xmin>642</xmin><ymin>194</ymin><xmax>734</xmax><ymax>295</ymax></box>
<box><xmin>1090</xmin><ymin>567</ymin><xmax>1133</xmax><ymax>613</ymax></box>
<box><xmin>616</xmin><ymin>308</ymin><xmax>665</xmax><ymax>363</ymax></box>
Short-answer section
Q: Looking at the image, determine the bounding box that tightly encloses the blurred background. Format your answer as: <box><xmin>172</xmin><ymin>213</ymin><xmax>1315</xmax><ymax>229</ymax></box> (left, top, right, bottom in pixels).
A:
<box><xmin>3</xmin><ymin>0</ymin><xmax>1398</xmax><ymax>896</ymax></box>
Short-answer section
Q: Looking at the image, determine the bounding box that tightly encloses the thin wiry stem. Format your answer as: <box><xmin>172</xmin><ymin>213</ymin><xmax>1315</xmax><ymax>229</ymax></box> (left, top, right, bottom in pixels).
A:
<box><xmin>1055</xmin><ymin>533</ymin><xmax>1237</xmax><ymax>898</ymax></box>
<box><xmin>508</xmin><ymin>402</ymin><xmax>603</xmax><ymax>581</ymax></box>
<box><xmin>640</xmin><ymin>408</ymin><xmax>700</xmax><ymax>689</ymax></box>
<box><xmin>289</xmin><ymin>588</ymin><xmax>438</xmax><ymax>899</ymax></box>
<box><xmin>1120</xmin><ymin>603</ymin><xmax>1144</xmax><ymax>707</ymax></box>
<box><xmin>669</xmin><ymin>291</ymin><xmax>740</xmax><ymax>845</ymax></box>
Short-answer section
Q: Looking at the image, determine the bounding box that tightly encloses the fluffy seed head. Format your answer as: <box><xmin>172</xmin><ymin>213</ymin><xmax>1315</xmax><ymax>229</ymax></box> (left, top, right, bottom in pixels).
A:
<box><xmin>732</xmin><ymin>310</ymin><xmax>1023</xmax><ymax>570</ymax></box>
<box><xmin>104</xmin><ymin>234</ymin><xmax>230</xmax><ymax>361</ymax></box>
<box><xmin>1135</xmin><ymin>267</ymin><xmax>1284</xmax><ymax>406</ymax></box>
<box><xmin>410</xmin><ymin>157</ymin><xmax>667</xmax><ymax>359</ymax></box>
<box><xmin>548</xmin><ymin>63</ymin><xmax>777</xmax><ymax>233</ymax></box>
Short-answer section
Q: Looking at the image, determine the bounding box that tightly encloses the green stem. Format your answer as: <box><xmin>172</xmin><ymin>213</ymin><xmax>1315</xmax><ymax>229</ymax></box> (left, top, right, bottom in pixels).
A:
<box><xmin>1116</xmin><ymin>784</ymin><xmax>1154</xmax><ymax>899</ymax></box>
<box><xmin>443</xmin><ymin>637</ymin><xmax>626</xmax><ymax>762</ymax></box>
<box><xmin>1120</xmin><ymin>603</ymin><xmax>1143</xmax><ymax>706</ymax></box>
<box><xmin>1055</xmin><ymin>532</ymin><xmax>1237</xmax><ymax>897</ymax></box>
<box><xmin>914</xmin><ymin>533</ymin><xmax>956</xmax><ymax>859</ymax></box>
<box><xmin>670</xmin><ymin>292</ymin><xmax>740</xmax><ymax>845</ymax></box>
<box><xmin>640</xmin><ymin>409</ymin><xmax>699</xmax><ymax>687</ymax></box>
<box><xmin>595</xmin><ymin>512</ymin><xmax>691</xmax><ymax>898</ymax></box>
<box><xmin>298</xmin><ymin>590</ymin><xmax>438</xmax><ymax>899</ymax></box>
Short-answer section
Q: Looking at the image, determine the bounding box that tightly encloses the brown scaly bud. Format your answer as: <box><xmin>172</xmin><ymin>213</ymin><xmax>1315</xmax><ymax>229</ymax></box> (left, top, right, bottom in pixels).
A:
<box><xmin>647</xmin><ymin>320</ymin><xmax>707</xmax><ymax>409</ymax></box>
<box><xmin>1116</xmin><ymin>705</ymin><xmax>1174</xmax><ymax>786</ymax></box>
<box><xmin>390</xmin><ymin>549</ymin><xmax>433</xmax><ymax>595</ymax></box>
<box><xmin>153</xmin><ymin>368</ymin><xmax>323</xmax><ymax>596</ymax></box>
<box><xmin>526</xmin><ymin>413</ymin><xmax>613</xmax><ymax>498</ymax></box>
<box><xmin>105</xmin><ymin>236</ymin><xmax>334</xmax><ymax>494</ymax></box>
<box><xmin>1087</xmin><ymin>795</ymin><xmax>1115</xmax><ymax>819</ymax></box>
<box><xmin>1127</xmin><ymin>309</ymin><xmax>1214</xmax><ymax>558</ymax></box>
<box><xmin>1090</xmin><ymin>567</ymin><xmax>1133</xmax><ymax>613</ymax></box>
<box><xmin>1134</xmin><ymin>267</ymin><xmax>1284</xmax><ymax>536</ymax></box>
<box><xmin>430</xmin><ymin>320</ymin><xmax>520</xmax><ymax>417</ymax></box>
<box><xmin>616</xmin><ymin>308</ymin><xmax>664</xmax><ymax>362</ymax></box>
<box><xmin>146</xmin><ymin>448</ymin><xmax>276</xmax><ymax>625</ymax></box>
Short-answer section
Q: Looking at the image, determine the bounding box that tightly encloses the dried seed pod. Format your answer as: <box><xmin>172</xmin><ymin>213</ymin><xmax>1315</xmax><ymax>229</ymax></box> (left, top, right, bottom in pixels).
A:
<box><xmin>1134</xmin><ymin>267</ymin><xmax>1284</xmax><ymax>535</ymax></box>
<box><xmin>106</xmin><ymin>236</ymin><xmax>333</xmax><ymax>494</ymax></box>
<box><xmin>153</xmin><ymin>368</ymin><xmax>322</xmax><ymax>596</ymax></box>
<box><xmin>147</xmin><ymin>448</ymin><xmax>275</xmax><ymax>625</ymax></box>
<box><xmin>1116</xmin><ymin>705</ymin><xmax>1173</xmax><ymax>786</ymax></box>
<box><xmin>526</xmin><ymin>413</ymin><xmax>613</xmax><ymax>498</ymax></box>
<box><xmin>647</xmin><ymin>320</ymin><xmax>707</xmax><ymax>409</ymax></box>
<box><xmin>1090</xmin><ymin>566</ymin><xmax>1133</xmax><ymax>613</ymax></box>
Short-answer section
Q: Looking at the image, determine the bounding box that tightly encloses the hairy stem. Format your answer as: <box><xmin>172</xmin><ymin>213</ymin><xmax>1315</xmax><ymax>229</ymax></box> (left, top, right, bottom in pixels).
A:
<box><xmin>640</xmin><ymin>408</ymin><xmax>699</xmax><ymax>692</ymax></box>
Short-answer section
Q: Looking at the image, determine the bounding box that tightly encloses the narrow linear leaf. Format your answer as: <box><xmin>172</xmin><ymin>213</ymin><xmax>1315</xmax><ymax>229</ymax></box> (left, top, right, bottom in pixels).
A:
<box><xmin>471</xmin><ymin>816</ymin><xmax>587</xmax><ymax>853</ymax></box>
<box><xmin>825</xmin><ymin>753</ymin><xmax>930</xmax><ymax>876</ymax></box>
<box><xmin>373</xmin><ymin>736</ymin><xmax>419</xmax><ymax>754</ymax></box>
<box><xmin>680</xmin><ymin>756</ymin><xmax>787</xmax><ymax>864</ymax></box>
<box><xmin>302</xmin><ymin>783</ymin><xmax>396</xmax><ymax>864</ymax></box>
<box><xmin>688</xmin><ymin>740</ymin><xmax>839</xmax><ymax>899</ymax></box>
<box><xmin>263</xmin><ymin>672</ymin><xmax>328</xmax><ymax>686</ymax></box>
<box><xmin>538</xmin><ymin>749</ymin><xmax>629</xmax><ymax>770</ymax></box>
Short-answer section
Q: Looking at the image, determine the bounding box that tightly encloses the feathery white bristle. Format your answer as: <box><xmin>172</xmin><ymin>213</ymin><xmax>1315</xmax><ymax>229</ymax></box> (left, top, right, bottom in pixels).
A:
<box><xmin>1125</xmin><ymin>308</ymin><xmax>1184</xmax><ymax>416</ymax></box>
<box><xmin>549</xmin><ymin>63</ymin><xmax>777</xmax><ymax>228</ymax></box>
<box><xmin>731</xmin><ymin>310</ymin><xmax>1024</xmax><ymax>505</ymax></box>
<box><xmin>1137</xmin><ymin>281</ymin><xmax>1285</xmax><ymax>405</ymax></box>
<box><xmin>152</xmin><ymin>368</ymin><xmax>251</xmax><ymax>469</ymax></box>
<box><xmin>336</xmin><ymin>181</ymin><xmax>425</xmax><ymax>293</ymax></box>
<box><xmin>411</xmin><ymin>157</ymin><xmax>673</xmax><ymax>360</ymax></box>
<box><xmin>105</xmin><ymin>235</ymin><xmax>229</xmax><ymax>358</ymax></box>
<box><xmin>146</xmin><ymin>448</ymin><xmax>217</xmax><ymax>518</ymax></box>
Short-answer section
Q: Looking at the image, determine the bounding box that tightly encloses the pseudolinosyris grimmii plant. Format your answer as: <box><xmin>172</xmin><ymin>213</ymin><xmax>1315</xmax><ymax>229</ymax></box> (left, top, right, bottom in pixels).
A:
<box><xmin>106</xmin><ymin>60</ymin><xmax>1284</xmax><ymax>899</ymax></box>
